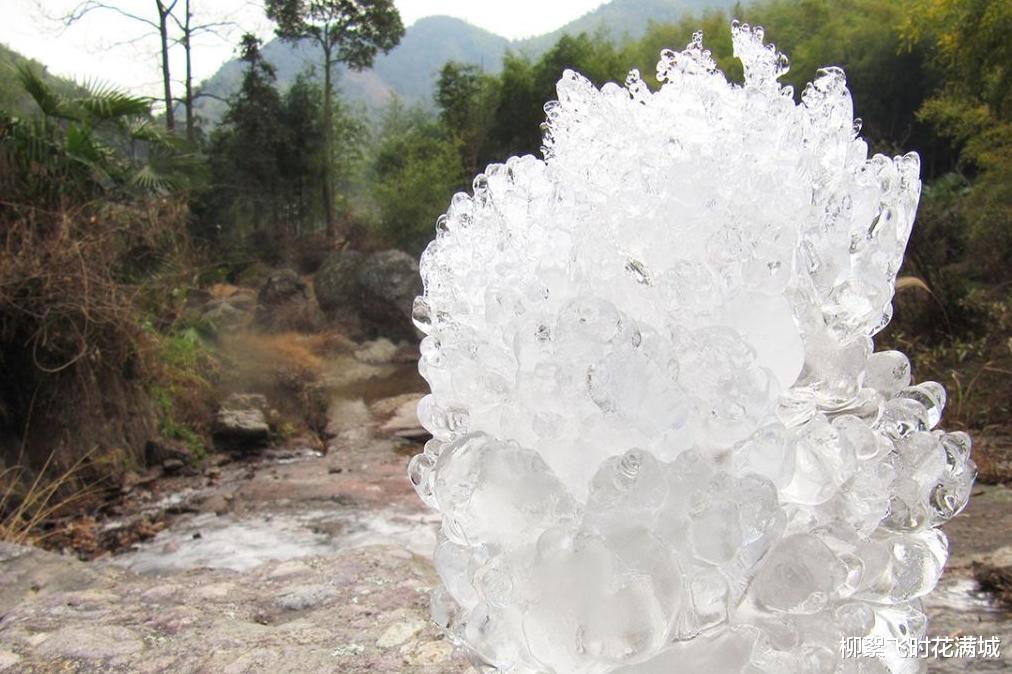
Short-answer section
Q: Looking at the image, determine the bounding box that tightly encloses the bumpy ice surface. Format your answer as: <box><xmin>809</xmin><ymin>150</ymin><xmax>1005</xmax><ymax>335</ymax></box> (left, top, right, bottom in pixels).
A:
<box><xmin>408</xmin><ymin>23</ymin><xmax>976</xmax><ymax>674</ymax></box>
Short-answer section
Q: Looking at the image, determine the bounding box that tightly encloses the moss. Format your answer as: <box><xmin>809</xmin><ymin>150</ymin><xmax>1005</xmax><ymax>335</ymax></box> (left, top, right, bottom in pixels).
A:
<box><xmin>149</xmin><ymin>326</ymin><xmax>221</xmax><ymax>464</ymax></box>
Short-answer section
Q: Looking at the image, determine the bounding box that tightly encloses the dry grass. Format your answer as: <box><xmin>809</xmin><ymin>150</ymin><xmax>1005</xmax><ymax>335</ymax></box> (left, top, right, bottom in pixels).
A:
<box><xmin>0</xmin><ymin>197</ymin><xmax>193</xmax><ymax>484</ymax></box>
<box><xmin>0</xmin><ymin>448</ymin><xmax>97</xmax><ymax>546</ymax></box>
<box><xmin>208</xmin><ymin>283</ymin><xmax>241</xmax><ymax>300</ymax></box>
<box><xmin>221</xmin><ymin>329</ymin><xmax>355</xmax><ymax>380</ymax></box>
<box><xmin>216</xmin><ymin>329</ymin><xmax>355</xmax><ymax>440</ymax></box>
<box><xmin>895</xmin><ymin>276</ymin><xmax>932</xmax><ymax>294</ymax></box>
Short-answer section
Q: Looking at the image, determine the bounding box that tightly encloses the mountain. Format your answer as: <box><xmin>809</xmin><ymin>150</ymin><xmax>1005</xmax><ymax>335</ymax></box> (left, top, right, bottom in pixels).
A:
<box><xmin>192</xmin><ymin>16</ymin><xmax>508</xmax><ymax>126</ymax></box>
<box><xmin>516</xmin><ymin>0</ymin><xmax>741</xmax><ymax>53</ymax></box>
<box><xmin>193</xmin><ymin>0</ymin><xmax>741</xmax><ymax>125</ymax></box>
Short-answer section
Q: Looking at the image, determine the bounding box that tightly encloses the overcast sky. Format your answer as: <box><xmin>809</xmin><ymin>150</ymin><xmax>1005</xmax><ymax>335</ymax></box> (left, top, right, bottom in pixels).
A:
<box><xmin>2</xmin><ymin>0</ymin><xmax>608</xmax><ymax>97</ymax></box>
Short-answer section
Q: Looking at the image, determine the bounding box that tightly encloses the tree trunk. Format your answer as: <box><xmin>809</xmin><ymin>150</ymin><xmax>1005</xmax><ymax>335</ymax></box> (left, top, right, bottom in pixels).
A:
<box><xmin>156</xmin><ymin>0</ymin><xmax>175</xmax><ymax>132</ymax></box>
<box><xmin>183</xmin><ymin>0</ymin><xmax>194</xmax><ymax>142</ymax></box>
<box><xmin>322</xmin><ymin>41</ymin><xmax>336</xmax><ymax>242</ymax></box>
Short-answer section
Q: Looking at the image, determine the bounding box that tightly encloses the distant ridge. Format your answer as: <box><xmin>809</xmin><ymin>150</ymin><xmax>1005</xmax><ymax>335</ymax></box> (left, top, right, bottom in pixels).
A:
<box><xmin>192</xmin><ymin>0</ymin><xmax>740</xmax><ymax>126</ymax></box>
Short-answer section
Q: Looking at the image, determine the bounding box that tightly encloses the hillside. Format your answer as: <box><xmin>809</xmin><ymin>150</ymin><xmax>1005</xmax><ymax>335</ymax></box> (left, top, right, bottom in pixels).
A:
<box><xmin>0</xmin><ymin>43</ymin><xmax>86</xmax><ymax>116</ymax></box>
<box><xmin>193</xmin><ymin>0</ymin><xmax>740</xmax><ymax>126</ymax></box>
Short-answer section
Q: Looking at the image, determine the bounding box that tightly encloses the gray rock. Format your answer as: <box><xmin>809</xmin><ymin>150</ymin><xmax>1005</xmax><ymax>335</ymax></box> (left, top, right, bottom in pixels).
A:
<box><xmin>162</xmin><ymin>458</ymin><xmax>186</xmax><ymax>475</ymax></box>
<box><xmin>144</xmin><ymin>439</ymin><xmax>192</xmax><ymax>468</ymax></box>
<box><xmin>35</xmin><ymin>625</ymin><xmax>144</xmax><ymax>659</ymax></box>
<box><xmin>201</xmin><ymin>299</ymin><xmax>251</xmax><ymax>334</ymax></box>
<box><xmin>314</xmin><ymin>249</ymin><xmax>421</xmax><ymax>339</ymax></box>
<box><xmin>314</xmin><ymin>250</ymin><xmax>365</xmax><ymax>313</ymax></box>
<box><xmin>257</xmin><ymin>269</ymin><xmax>306</xmax><ymax>305</ymax></box>
<box><xmin>255</xmin><ymin>269</ymin><xmax>321</xmax><ymax>332</ymax></box>
<box><xmin>213</xmin><ymin>394</ymin><xmax>270</xmax><ymax>450</ymax></box>
<box><xmin>356</xmin><ymin>250</ymin><xmax>422</xmax><ymax>336</ymax></box>
<box><xmin>273</xmin><ymin>584</ymin><xmax>338</xmax><ymax>611</ymax></box>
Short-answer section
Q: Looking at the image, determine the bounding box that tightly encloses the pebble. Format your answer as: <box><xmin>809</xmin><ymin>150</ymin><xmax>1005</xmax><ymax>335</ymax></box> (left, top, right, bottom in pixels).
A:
<box><xmin>407</xmin><ymin>640</ymin><xmax>453</xmax><ymax>665</ymax></box>
<box><xmin>268</xmin><ymin>560</ymin><xmax>313</xmax><ymax>580</ymax></box>
<box><xmin>376</xmin><ymin>618</ymin><xmax>427</xmax><ymax>648</ymax></box>
<box><xmin>273</xmin><ymin>584</ymin><xmax>338</xmax><ymax>611</ymax></box>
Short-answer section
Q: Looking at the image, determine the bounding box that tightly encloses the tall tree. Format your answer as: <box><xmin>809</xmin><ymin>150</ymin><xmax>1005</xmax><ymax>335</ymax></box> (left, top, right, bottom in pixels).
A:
<box><xmin>169</xmin><ymin>0</ymin><xmax>240</xmax><ymax>144</ymax></box>
<box><xmin>279</xmin><ymin>72</ymin><xmax>326</xmax><ymax>235</ymax></box>
<box><xmin>436</xmin><ymin>62</ymin><xmax>500</xmax><ymax>176</ymax></box>
<box><xmin>60</xmin><ymin>1</ymin><xmax>179</xmax><ymax>132</ymax></box>
<box><xmin>265</xmin><ymin>0</ymin><xmax>404</xmax><ymax>241</ymax></box>
<box><xmin>155</xmin><ymin>0</ymin><xmax>176</xmax><ymax>131</ymax></box>
<box><xmin>207</xmin><ymin>34</ymin><xmax>286</xmax><ymax>243</ymax></box>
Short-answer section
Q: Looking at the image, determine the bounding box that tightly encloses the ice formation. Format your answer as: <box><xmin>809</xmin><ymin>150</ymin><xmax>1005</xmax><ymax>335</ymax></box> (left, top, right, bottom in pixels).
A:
<box><xmin>408</xmin><ymin>23</ymin><xmax>975</xmax><ymax>674</ymax></box>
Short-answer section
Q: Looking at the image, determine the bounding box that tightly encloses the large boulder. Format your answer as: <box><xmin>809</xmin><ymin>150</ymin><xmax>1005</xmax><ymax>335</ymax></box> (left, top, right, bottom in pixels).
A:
<box><xmin>356</xmin><ymin>250</ymin><xmax>421</xmax><ymax>334</ymax></box>
<box><xmin>255</xmin><ymin>269</ymin><xmax>321</xmax><ymax>332</ymax></box>
<box><xmin>314</xmin><ymin>249</ymin><xmax>421</xmax><ymax>339</ymax></box>
<box><xmin>258</xmin><ymin>268</ymin><xmax>306</xmax><ymax>305</ymax></box>
<box><xmin>201</xmin><ymin>298</ymin><xmax>253</xmax><ymax>334</ymax></box>
<box><xmin>314</xmin><ymin>250</ymin><xmax>366</xmax><ymax>313</ymax></box>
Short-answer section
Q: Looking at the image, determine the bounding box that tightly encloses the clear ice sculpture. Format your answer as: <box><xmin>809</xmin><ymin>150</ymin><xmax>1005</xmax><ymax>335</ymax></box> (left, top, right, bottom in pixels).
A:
<box><xmin>408</xmin><ymin>22</ymin><xmax>975</xmax><ymax>674</ymax></box>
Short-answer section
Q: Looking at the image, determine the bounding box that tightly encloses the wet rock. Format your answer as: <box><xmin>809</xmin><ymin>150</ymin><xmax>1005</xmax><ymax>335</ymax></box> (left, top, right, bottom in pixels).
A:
<box><xmin>144</xmin><ymin>440</ymin><xmax>193</xmax><ymax>468</ymax></box>
<box><xmin>214</xmin><ymin>394</ymin><xmax>270</xmax><ymax>450</ymax></box>
<box><xmin>374</xmin><ymin>394</ymin><xmax>429</xmax><ymax>442</ymax></box>
<box><xmin>974</xmin><ymin>562</ymin><xmax>1012</xmax><ymax>605</ymax></box>
<box><xmin>255</xmin><ymin>269</ymin><xmax>321</xmax><ymax>332</ymax></box>
<box><xmin>268</xmin><ymin>560</ymin><xmax>314</xmax><ymax>580</ymax></box>
<box><xmin>354</xmin><ymin>338</ymin><xmax>399</xmax><ymax>365</ymax></box>
<box><xmin>201</xmin><ymin>494</ymin><xmax>231</xmax><ymax>516</ymax></box>
<box><xmin>162</xmin><ymin>458</ymin><xmax>186</xmax><ymax>475</ymax></box>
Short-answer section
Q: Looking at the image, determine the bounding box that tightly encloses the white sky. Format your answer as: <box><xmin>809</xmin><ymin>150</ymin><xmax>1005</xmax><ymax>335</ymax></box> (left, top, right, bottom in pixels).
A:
<box><xmin>1</xmin><ymin>0</ymin><xmax>608</xmax><ymax>97</ymax></box>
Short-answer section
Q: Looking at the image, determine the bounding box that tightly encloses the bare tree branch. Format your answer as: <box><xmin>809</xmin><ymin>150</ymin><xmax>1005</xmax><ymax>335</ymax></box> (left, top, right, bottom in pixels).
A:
<box><xmin>57</xmin><ymin>0</ymin><xmax>161</xmax><ymax>31</ymax></box>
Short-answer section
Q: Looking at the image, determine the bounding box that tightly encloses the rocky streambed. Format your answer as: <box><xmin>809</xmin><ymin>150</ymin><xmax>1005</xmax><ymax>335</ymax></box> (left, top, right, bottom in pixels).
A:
<box><xmin>0</xmin><ymin>348</ymin><xmax>1009</xmax><ymax>672</ymax></box>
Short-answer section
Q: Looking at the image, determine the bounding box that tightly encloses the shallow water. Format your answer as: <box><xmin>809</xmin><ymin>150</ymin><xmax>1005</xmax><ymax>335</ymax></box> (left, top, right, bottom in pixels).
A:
<box><xmin>109</xmin><ymin>506</ymin><xmax>440</xmax><ymax>576</ymax></box>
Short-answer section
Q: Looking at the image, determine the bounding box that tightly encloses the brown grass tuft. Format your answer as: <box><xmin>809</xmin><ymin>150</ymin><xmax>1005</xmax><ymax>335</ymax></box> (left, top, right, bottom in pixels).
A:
<box><xmin>0</xmin><ymin>448</ymin><xmax>98</xmax><ymax>546</ymax></box>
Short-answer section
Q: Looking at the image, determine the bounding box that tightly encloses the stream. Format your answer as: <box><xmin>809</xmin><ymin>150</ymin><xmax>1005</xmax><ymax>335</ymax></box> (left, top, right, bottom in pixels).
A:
<box><xmin>94</xmin><ymin>351</ymin><xmax>1011</xmax><ymax>672</ymax></box>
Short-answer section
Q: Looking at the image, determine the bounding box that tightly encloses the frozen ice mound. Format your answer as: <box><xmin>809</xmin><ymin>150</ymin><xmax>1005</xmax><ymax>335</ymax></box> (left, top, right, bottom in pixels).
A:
<box><xmin>408</xmin><ymin>22</ymin><xmax>975</xmax><ymax>674</ymax></box>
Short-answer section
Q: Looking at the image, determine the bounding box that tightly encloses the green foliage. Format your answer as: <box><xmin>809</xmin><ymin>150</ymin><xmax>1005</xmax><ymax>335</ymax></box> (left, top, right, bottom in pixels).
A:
<box><xmin>371</xmin><ymin>101</ymin><xmax>464</xmax><ymax>254</ymax></box>
<box><xmin>201</xmin><ymin>36</ymin><xmax>370</xmax><ymax>256</ymax></box>
<box><xmin>204</xmin><ymin>35</ymin><xmax>286</xmax><ymax>248</ymax></box>
<box><xmin>436</xmin><ymin>62</ymin><xmax>500</xmax><ymax>175</ymax></box>
<box><xmin>0</xmin><ymin>44</ymin><xmax>85</xmax><ymax>117</ymax></box>
<box><xmin>900</xmin><ymin>0</ymin><xmax>1012</xmax><ymax>283</ymax></box>
<box><xmin>266</xmin><ymin>0</ymin><xmax>405</xmax><ymax>236</ymax></box>
<box><xmin>151</xmin><ymin>327</ymin><xmax>217</xmax><ymax>462</ymax></box>
<box><xmin>266</xmin><ymin>0</ymin><xmax>405</xmax><ymax>71</ymax></box>
<box><xmin>1</xmin><ymin>64</ymin><xmax>191</xmax><ymax>206</ymax></box>
<box><xmin>486</xmin><ymin>33</ymin><xmax>631</xmax><ymax>160</ymax></box>
<box><xmin>278</xmin><ymin>71</ymin><xmax>327</xmax><ymax>230</ymax></box>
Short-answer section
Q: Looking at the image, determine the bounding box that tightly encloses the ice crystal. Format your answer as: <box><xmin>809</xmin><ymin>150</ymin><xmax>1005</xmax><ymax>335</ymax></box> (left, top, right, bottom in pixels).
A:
<box><xmin>408</xmin><ymin>22</ymin><xmax>975</xmax><ymax>674</ymax></box>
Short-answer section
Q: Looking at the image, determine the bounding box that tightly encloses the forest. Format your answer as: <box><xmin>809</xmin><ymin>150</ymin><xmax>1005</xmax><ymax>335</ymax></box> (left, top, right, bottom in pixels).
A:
<box><xmin>0</xmin><ymin>0</ymin><xmax>1010</xmax><ymax>534</ymax></box>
